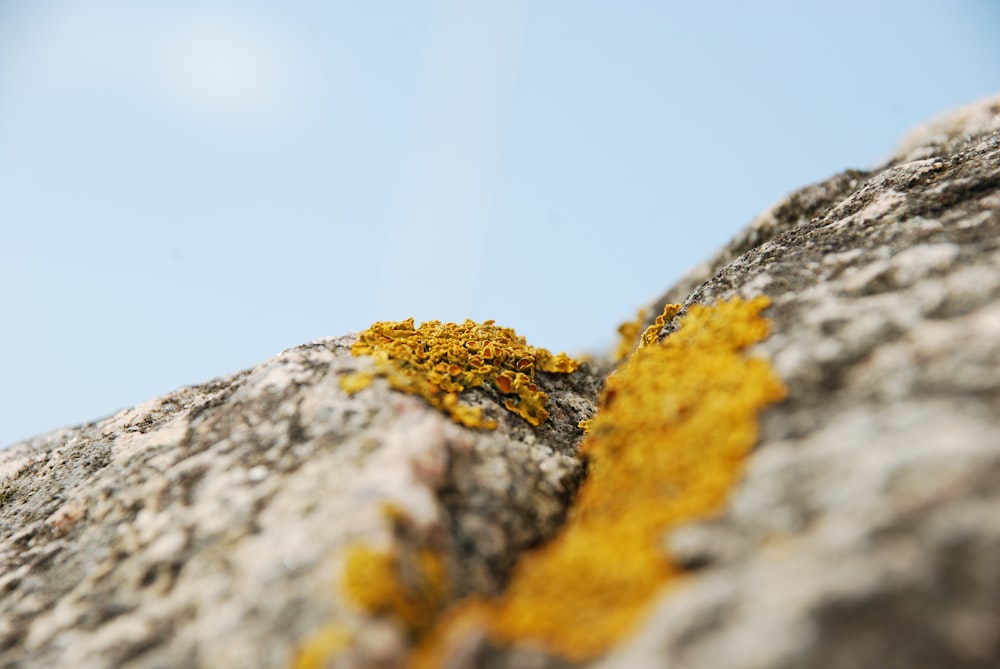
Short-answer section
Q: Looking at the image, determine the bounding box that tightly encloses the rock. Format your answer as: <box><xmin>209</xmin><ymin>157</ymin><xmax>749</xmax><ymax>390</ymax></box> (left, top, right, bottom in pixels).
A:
<box><xmin>592</xmin><ymin>92</ymin><xmax>1000</xmax><ymax>669</ymax></box>
<box><xmin>0</xmin><ymin>337</ymin><xmax>602</xmax><ymax>668</ymax></box>
<box><xmin>2</xmin><ymin>93</ymin><xmax>999</xmax><ymax>668</ymax></box>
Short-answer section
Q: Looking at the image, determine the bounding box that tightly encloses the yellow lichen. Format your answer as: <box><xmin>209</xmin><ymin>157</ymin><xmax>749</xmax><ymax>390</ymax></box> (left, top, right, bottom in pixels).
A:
<box><xmin>337</xmin><ymin>370</ymin><xmax>375</xmax><ymax>394</ymax></box>
<box><xmin>581</xmin><ymin>302</ymin><xmax>683</xmax><ymax>433</ymax></box>
<box><xmin>290</xmin><ymin>543</ymin><xmax>449</xmax><ymax>669</ymax></box>
<box><xmin>340</xmin><ymin>544</ymin><xmax>450</xmax><ymax>638</ymax></box>
<box><xmin>340</xmin><ymin>318</ymin><xmax>581</xmax><ymax>429</ymax></box>
<box><xmin>637</xmin><ymin>302</ymin><xmax>682</xmax><ymax>350</ymax></box>
<box><xmin>408</xmin><ymin>296</ymin><xmax>786</xmax><ymax>665</ymax></box>
<box><xmin>613</xmin><ymin>309</ymin><xmax>647</xmax><ymax>362</ymax></box>
<box><xmin>291</xmin><ymin>623</ymin><xmax>351</xmax><ymax>669</ymax></box>
<box><xmin>291</xmin><ymin>504</ymin><xmax>451</xmax><ymax>669</ymax></box>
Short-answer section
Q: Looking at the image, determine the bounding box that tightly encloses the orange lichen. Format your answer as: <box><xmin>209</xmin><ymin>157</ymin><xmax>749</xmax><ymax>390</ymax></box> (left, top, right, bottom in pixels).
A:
<box><xmin>408</xmin><ymin>296</ymin><xmax>786</xmax><ymax>665</ymax></box>
<box><xmin>340</xmin><ymin>318</ymin><xmax>580</xmax><ymax>429</ymax></box>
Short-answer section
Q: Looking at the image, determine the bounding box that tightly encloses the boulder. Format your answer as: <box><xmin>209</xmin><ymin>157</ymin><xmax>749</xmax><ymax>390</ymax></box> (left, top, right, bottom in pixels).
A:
<box><xmin>2</xmin><ymin>94</ymin><xmax>999</xmax><ymax>668</ymax></box>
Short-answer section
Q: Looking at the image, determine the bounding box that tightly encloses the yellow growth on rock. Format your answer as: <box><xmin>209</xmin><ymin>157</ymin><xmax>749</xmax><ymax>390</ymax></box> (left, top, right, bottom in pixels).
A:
<box><xmin>409</xmin><ymin>296</ymin><xmax>787</xmax><ymax>665</ymax></box>
<box><xmin>291</xmin><ymin>623</ymin><xmax>351</xmax><ymax>669</ymax></box>
<box><xmin>340</xmin><ymin>318</ymin><xmax>580</xmax><ymax>429</ymax></box>
<box><xmin>290</xmin><ymin>543</ymin><xmax>449</xmax><ymax>669</ymax></box>
<box><xmin>291</xmin><ymin>501</ymin><xmax>452</xmax><ymax>669</ymax></box>
<box><xmin>340</xmin><ymin>544</ymin><xmax>450</xmax><ymax>638</ymax></box>
<box><xmin>638</xmin><ymin>302</ymin><xmax>682</xmax><ymax>350</ymax></box>
<box><xmin>613</xmin><ymin>309</ymin><xmax>646</xmax><ymax>362</ymax></box>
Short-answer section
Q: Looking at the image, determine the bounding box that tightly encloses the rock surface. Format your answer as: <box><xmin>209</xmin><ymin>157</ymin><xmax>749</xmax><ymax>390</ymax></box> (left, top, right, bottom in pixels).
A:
<box><xmin>3</xmin><ymin>94</ymin><xmax>1000</xmax><ymax>668</ymax></box>
<box><xmin>598</xmin><ymin>94</ymin><xmax>1000</xmax><ymax>669</ymax></box>
<box><xmin>0</xmin><ymin>339</ymin><xmax>602</xmax><ymax>668</ymax></box>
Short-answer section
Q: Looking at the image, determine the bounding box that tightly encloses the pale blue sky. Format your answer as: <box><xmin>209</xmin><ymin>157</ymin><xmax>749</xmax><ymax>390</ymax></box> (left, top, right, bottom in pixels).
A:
<box><xmin>2</xmin><ymin>1</ymin><xmax>998</xmax><ymax>447</ymax></box>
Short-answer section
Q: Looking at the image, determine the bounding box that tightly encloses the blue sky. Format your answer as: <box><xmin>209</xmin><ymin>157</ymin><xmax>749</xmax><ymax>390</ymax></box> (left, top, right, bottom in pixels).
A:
<box><xmin>2</xmin><ymin>1</ymin><xmax>998</xmax><ymax>447</ymax></box>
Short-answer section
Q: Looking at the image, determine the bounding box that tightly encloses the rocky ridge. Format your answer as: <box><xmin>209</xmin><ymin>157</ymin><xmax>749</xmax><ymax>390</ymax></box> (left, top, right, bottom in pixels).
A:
<box><xmin>2</xmin><ymin>94</ymin><xmax>999</xmax><ymax>668</ymax></box>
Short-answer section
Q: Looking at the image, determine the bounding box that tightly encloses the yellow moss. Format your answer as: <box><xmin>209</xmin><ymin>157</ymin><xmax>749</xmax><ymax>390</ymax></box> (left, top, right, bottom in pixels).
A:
<box><xmin>409</xmin><ymin>296</ymin><xmax>786</xmax><ymax>665</ymax></box>
<box><xmin>340</xmin><ymin>318</ymin><xmax>581</xmax><ymax>429</ymax></box>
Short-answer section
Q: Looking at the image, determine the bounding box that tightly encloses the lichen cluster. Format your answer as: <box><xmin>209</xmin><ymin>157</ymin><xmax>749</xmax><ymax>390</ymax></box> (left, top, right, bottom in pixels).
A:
<box><xmin>300</xmin><ymin>297</ymin><xmax>785</xmax><ymax>667</ymax></box>
<box><xmin>613</xmin><ymin>309</ymin><xmax>646</xmax><ymax>361</ymax></box>
<box><xmin>292</xmin><ymin>624</ymin><xmax>351</xmax><ymax>669</ymax></box>
<box><xmin>292</xmin><ymin>509</ymin><xmax>451</xmax><ymax>669</ymax></box>
<box><xmin>612</xmin><ymin>302</ymin><xmax>682</xmax><ymax>362</ymax></box>
<box><xmin>410</xmin><ymin>296</ymin><xmax>786</xmax><ymax>664</ymax></box>
<box><xmin>340</xmin><ymin>318</ymin><xmax>580</xmax><ymax>428</ymax></box>
<box><xmin>340</xmin><ymin>544</ymin><xmax>449</xmax><ymax>637</ymax></box>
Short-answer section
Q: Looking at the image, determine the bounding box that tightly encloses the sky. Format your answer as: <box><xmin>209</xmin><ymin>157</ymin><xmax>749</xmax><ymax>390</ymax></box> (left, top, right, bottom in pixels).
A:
<box><xmin>2</xmin><ymin>1</ymin><xmax>998</xmax><ymax>448</ymax></box>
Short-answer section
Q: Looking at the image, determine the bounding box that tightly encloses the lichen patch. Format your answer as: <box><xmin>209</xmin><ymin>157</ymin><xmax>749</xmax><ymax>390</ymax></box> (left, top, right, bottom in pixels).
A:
<box><xmin>340</xmin><ymin>318</ymin><xmax>581</xmax><ymax>429</ymax></box>
<box><xmin>410</xmin><ymin>296</ymin><xmax>786</xmax><ymax>664</ymax></box>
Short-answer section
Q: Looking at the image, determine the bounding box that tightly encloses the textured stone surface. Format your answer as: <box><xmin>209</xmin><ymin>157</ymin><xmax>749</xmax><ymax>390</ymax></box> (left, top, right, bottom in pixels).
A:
<box><xmin>591</xmin><ymin>93</ymin><xmax>1000</xmax><ymax>669</ymax></box>
<box><xmin>0</xmin><ymin>337</ymin><xmax>601</xmax><ymax>668</ymax></box>
<box><xmin>2</xmin><ymin>93</ymin><xmax>1000</xmax><ymax>668</ymax></box>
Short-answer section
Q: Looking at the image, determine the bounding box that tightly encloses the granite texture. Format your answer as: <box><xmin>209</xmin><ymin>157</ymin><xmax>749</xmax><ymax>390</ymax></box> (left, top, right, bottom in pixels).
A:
<box><xmin>0</xmin><ymin>337</ymin><xmax>602</xmax><ymax>668</ymax></box>
<box><xmin>2</xmin><ymin>93</ymin><xmax>999</xmax><ymax>668</ymax></box>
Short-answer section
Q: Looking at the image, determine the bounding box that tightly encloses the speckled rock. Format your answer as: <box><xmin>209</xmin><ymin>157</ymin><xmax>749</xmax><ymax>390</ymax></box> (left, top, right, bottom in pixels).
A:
<box><xmin>590</xmin><ymin>93</ymin><xmax>1000</xmax><ymax>669</ymax></box>
<box><xmin>3</xmin><ymin>93</ymin><xmax>1000</xmax><ymax>669</ymax></box>
<box><xmin>0</xmin><ymin>337</ymin><xmax>601</xmax><ymax>668</ymax></box>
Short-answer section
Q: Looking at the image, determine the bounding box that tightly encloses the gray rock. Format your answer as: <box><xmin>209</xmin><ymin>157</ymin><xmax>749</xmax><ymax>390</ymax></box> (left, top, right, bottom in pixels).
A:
<box><xmin>0</xmin><ymin>337</ymin><xmax>601</xmax><ymax>668</ymax></box>
<box><xmin>594</xmin><ymin>93</ymin><xmax>1000</xmax><ymax>669</ymax></box>
<box><xmin>2</xmin><ymin>93</ymin><xmax>999</xmax><ymax>668</ymax></box>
